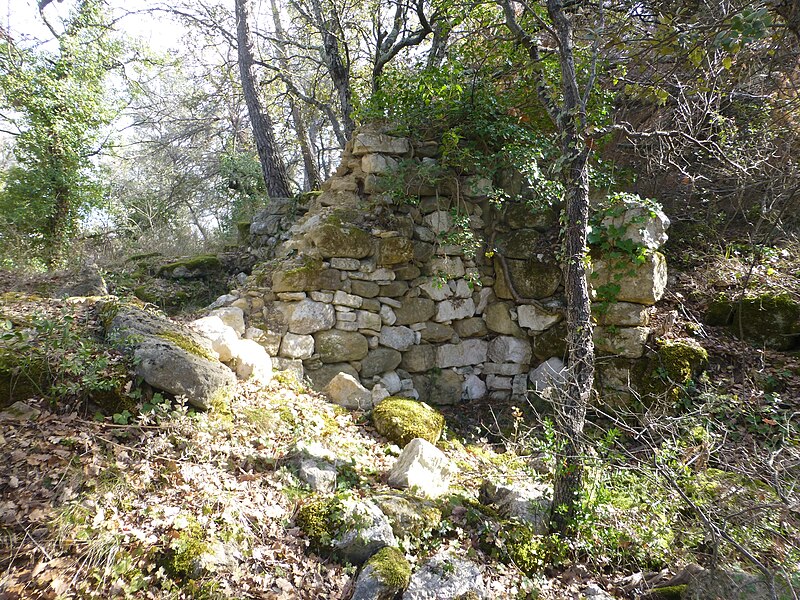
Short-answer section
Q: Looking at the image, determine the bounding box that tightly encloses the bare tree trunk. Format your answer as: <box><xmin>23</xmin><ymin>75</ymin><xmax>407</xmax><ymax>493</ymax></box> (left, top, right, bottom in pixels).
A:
<box><xmin>546</xmin><ymin>0</ymin><xmax>594</xmax><ymax>536</ymax></box>
<box><xmin>270</xmin><ymin>0</ymin><xmax>321</xmax><ymax>190</ymax></box>
<box><xmin>234</xmin><ymin>0</ymin><xmax>292</xmax><ymax>198</ymax></box>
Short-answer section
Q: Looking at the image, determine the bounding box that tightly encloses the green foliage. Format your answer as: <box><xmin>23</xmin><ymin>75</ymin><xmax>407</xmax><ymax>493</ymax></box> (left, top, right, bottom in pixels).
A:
<box><xmin>366</xmin><ymin>546</ymin><xmax>411</xmax><ymax>589</ymax></box>
<box><xmin>0</xmin><ymin>0</ymin><xmax>123</xmax><ymax>267</ymax></box>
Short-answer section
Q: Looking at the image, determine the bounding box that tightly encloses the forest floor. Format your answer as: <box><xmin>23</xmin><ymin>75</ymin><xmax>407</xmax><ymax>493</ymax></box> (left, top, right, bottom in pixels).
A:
<box><xmin>0</xmin><ymin>228</ymin><xmax>798</xmax><ymax>599</ymax></box>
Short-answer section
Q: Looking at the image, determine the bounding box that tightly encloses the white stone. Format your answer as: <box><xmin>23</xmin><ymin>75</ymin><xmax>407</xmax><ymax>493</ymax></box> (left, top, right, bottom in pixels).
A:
<box><xmin>288</xmin><ymin>300</ymin><xmax>336</xmax><ymax>335</ymax></box>
<box><xmin>387</xmin><ymin>438</ymin><xmax>457</xmax><ymax>498</ymax></box>
<box><xmin>325</xmin><ymin>372</ymin><xmax>373</xmax><ymax>410</ymax></box>
<box><xmin>594</xmin><ymin>326</ymin><xmax>650</xmax><ymax>358</ymax></box>
<box><xmin>463</xmin><ymin>374</ymin><xmax>487</xmax><ymax>401</ymax></box>
<box><xmin>243</xmin><ymin>326</ymin><xmax>264</xmax><ymax>341</ymax></box>
<box><xmin>277</xmin><ymin>292</ymin><xmax>307</xmax><ymax>301</ymax></box>
<box><xmin>378</xmin><ymin>297</ymin><xmax>402</xmax><ymax>308</ymax></box>
<box><xmin>210</xmin><ymin>307</ymin><xmax>245</xmax><ymax>336</ymax></box>
<box><xmin>379</xmin><ymin>305</ymin><xmax>397</xmax><ymax>326</ymax></box>
<box><xmin>486</xmin><ymin>374</ymin><xmax>512</xmax><ymax>390</ymax></box>
<box><xmin>337</xmin><ymin>312</ymin><xmax>357</xmax><ymax>322</ymax></box>
<box><xmin>207</xmin><ymin>293</ymin><xmax>238</xmax><ymax>310</ymax></box>
<box><xmin>380</xmin><ymin>326</ymin><xmax>416</xmax><ymax>351</ymax></box>
<box><xmin>361</xmin><ymin>153</ymin><xmax>398</xmax><ymax>174</ymax></box>
<box><xmin>529</xmin><ymin>358</ymin><xmax>567</xmax><ymax>392</ymax></box>
<box><xmin>423</xmin><ymin>210</ymin><xmax>452</xmax><ymax>235</ymax></box>
<box><xmin>334</xmin><ymin>290</ymin><xmax>363</xmax><ymax>308</ymax></box>
<box><xmin>279</xmin><ymin>332</ymin><xmax>315</xmax><ymax>359</ymax></box>
<box><xmin>453</xmin><ymin>279</ymin><xmax>473</xmax><ymax>299</ymax></box>
<box><xmin>436</xmin><ymin>339</ymin><xmax>489</xmax><ymax>368</ymax></box>
<box><xmin>590</xmin><ymin>252</ymin><xmax>667</xmax><ymax>306</ymax></box>
<box><xmin>371</xmin><ymin>384</ymin><xmax>391</xmax><ymax>406</ymax></box>
<box><xmin>488</xmin><ymin>336</ymin><xmax>532</xmax><ymax>364</ymax></box>
<box><xmin>517</xmin><ymin>305</ymin><xmax>563</xmax><ymax>332</ymax></box>
<box><xmin>190</xmin><ymin>316</ymin><xmax>239</xmax><ymax>362</ymax></box>
<box><xmin>230</xmin><ymin>338</ymin><xmax>273</xmax><ymax>384</ymax></box>
<box><xmin>310</xmin><ymin>291</ymin><xmax>334</xmax><ymax>302</ymax></box>
<box><xmin>419</xmin><ymin>279</ymin><xmax>452</xmax><ymax>301</ymax></box>
<box><xmin>352</xmin><ymin>132</ymin><xmax>411</xmax><ymax>155</ymax></box>
<box><xmin>600</xmin><ymin>197</ymin><xmax>670</xmax><ymax>250</ymax></box>
<box><xmin>474</xmin><ymin>287</ymin><xmax>494</xmax><ymax>314</ymax></box>
<box><xmin>435</xmin><ymin>298</ymin><xmax>476</xmax><ymax>322</ymax></box>
<box><xmin>331</xmin><ymin>258</ymin><xmax>361</xmax><ymax>271</ymax></box>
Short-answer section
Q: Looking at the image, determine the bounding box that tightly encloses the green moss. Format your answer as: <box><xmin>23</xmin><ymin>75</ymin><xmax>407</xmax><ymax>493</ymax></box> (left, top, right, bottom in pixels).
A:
<box><xmin>165</xmin><ymin>519</ymin><xmax>208</xmax><ymax>579</ymax></box>
<box><xmin>503</xmin><ymin>525</ymin><xmax>544</xmax><ymax>575</ymax></box>
<box><xmin>365</xmin><ymin>547</ymin><xmax>411</xmax><ymax>589</ymax></box>
<box><xmin>657</xmin><ymin>339</ymin><xmax>708</xmax><ymax>386</ymax></box>
<box><xmin>371</xmin><ymin>397</ymin><xmax>445</xmax><ymax>446</ymax></box>
<box><xmin>707</xmin><ymin>292</ymin><xmax>800</xmax><ymax>350</ymax></box>
<box><xmin>455</xmin><ymin>593</ymin><xmax>481</xmax><ymax>600</ymax></box>
<box><xmin>158</xmin><ymin>331</ymin><xmax>216</xmax><ymax>362</ymax></box>
<box><xmin>296</xmin><ymin>497</ymin><xmax>340</xmax><ymax>550</ymax></box>
<box><xmin>646</xmin><ymin>584</ymin><xmax>687</xmax><ymax>599</ymax></box>
<box><xmin>157</xmin><ymin>254</ymin><xmax>221</xmax><ymax>277</ymax></box>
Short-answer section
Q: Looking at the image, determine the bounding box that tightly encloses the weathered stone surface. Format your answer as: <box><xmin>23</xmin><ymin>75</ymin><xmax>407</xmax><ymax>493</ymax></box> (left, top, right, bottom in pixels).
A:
<box><xmin>412</xmin><ymin>369</ymin><xmax>463</xmax><ymax>405</ymax></box>
<box><xmin>484</xmin><ymin>302</ymin><xmax>524</xmax><ymax>336</ymax></box>
<box><xmin>209</xmin><ymin>306</ymin><xmax>246</xmax><ymax>336</ymax></box>
<box><xmin>486</xmin><ymin>374</ymin><xmax>512</xmax><ymax>390</ymax></box>
<box><xmin>332</xmin><ymin>498</ymin><xmax>397</xmax><ymax>564</ymax></box>
<box><xmin>350</xmin><ymin>548</ymin><xmax>411</xmax><ymax>600</ymax></box>
<box><xmin>288</xmin><ymin>300</ymin><xmax>336</xmax><ymax>335</ymax></box>
<box><xmin>428</xmin><ymin>256</ymin><xmax>465</xmax><ymax>279</ymax></box>
<box><xmin>394</xmin><ymin>298</ymin><xmax>436</xmax><ymax>325</ymax></box>
<box><xmin>379</xmin><ymin>237</ymin><xmax>414</xmax><ymax>266</ymax></box>
<box><xmin>356</xmin><ymin>310</ymin><xmax>383</xmax><ymax>331</ymax></box>
<box><xmin>594</xmin><ymin>326</ymin><xmax>650</xmax><ymax>358</ymax></box>
<box><xmin>400</xmin><ymin>345</ymin><xmax>436</xmax><ymax>373</ymax></box>
<box><xmin>436</xmin><ymin>340</ymin><xmax>488</xmax><ymax>368</ymax></box>
<box><xmin>306</xmin><ymin>363</ymin><xmax>360</xmax><ymax>390</ymax></box>
<box><xmin>352</xmin><ymin>132</ymin><xmax>411</xmax><ymax>155</ymax></box>
<box><xmin>404</xmin><ymin>552</ymin><xmax>485</xmax><ymax>600</ymax></box>
<box><xmin>388</xmin><ymin>438</ymin><xmax>456</xmax><ymax>498</ymax></box>
<box><xmin>330</xmin><ymin>257</ymin><xmax>361</xmax><ymax>271</ymax></box>
<box><xmin>395</xmin><ymin>265</ymin><xmax>421</xmax><ymax>280</ymax></box>
<box><xmin>361</xmin><ymin>347</ymin><xmax>403</xmax><ymax>378</ymax></box>
<box><xmin>315</xmin><ymin>330</ymin><xmax>369</xmax><ymax>363</ymax></box>
<box><xmin>379</xmin><ymin>305</ymin><xmax>397</xmax><ymax>326</ymax></box>
<box><xmin>479</xmin><ymin>479</ymin><xmax>551</xmax><ymax>535</ymax></box>
<box><xmin>362</xmin><ymin>153</ymin><xmax>398</xmax><ymax>174</ymax></box>
<box><xmin>599</xmin><ymin>196</ymin><xmax>670</xmax><ymax>251</ymax></box>
<box><xmin>373</xmin><ymin>494</ymin><xmax>442</xmax><ymax>539</ymax></box>
<box><xmin>494</xmin><ymin>257</ymin><xmax>561</xmax><ymax>300</ymax></box>
<box><xmin>423</xmin><ymin>210</ymin><xmax>452</xmax><ymax>235</ymax></box>
<box><xmin>533</xmin><ymin>322</ymin><xmax>568</xmax><ymax>361</ymax></box>
<box><xmin>325</xmin><ymin>372</ymin><xmax>373</xmax><ymax>410</ymax></box>
<box><xmin>488</xmin><ymin>336</ymin><xmax>532</xmax><ymax>364</ymax></box>
<box><xmin>517</xmin><ymin>305</ymin><xmax>563</xmax><ymax>332</ymax></box>
<box><xmin>529</xmin><ymin>358</ymin><xmax>567</xmax><ymax>392</ymax></box>
<box><xmin>504</xmin><ymin>201</ymin><xmax>559</xmax><ymax>231</ymax></box>
<box><xmin>230</xmin><ymin>339</ymin><xmax>273</xmax><ymax>383</ymax></box>
<box><xmin>272</xmin><ymin>264</ymin><xmax>341</xmax><ymax>293</ymax></box>
<box><xmin>334</xmin><ymin>290</ymin><xmax>363</xmax><ymax>308</ymax></box>
<box><xmin>419</xmin><ymin>322</ymin><xmax>455</xmax><ymax>343</ymax></box>
<box><xmin>190</xmin><ymin>316</ymin><xmax>239</xmax><ymax>362</ymax></box>
<box><xmin>0</xmin><ymin>401</ymin><xmax>40</xmax><ymax>422</ymax></box>
<box><xmin>279</xmin><ymin>332</ymin><xmax>315</xmax><ymax>360</ymax></box>
<box><xmin>134</xmin><ymin>336</ymin><xmax>236</xmax><ymax>410</ymax></box>
<box><xmin>372</xmin><ymin>397</ymin><xmax>445</xmax><ymax>446</ymax></box>
<box><xmin>590</xmin><ymin>252</ymin><xmax>667</xmax><ymax>306</ymax></box>
<box><xmin>380</xmin><ymin>326</ymin><xmax>417</xmax><ymax>351</ymax></box>
<box><xmin>462</xmin><ymin>374</ymin><xmax>487</xmax><ymax>401</ymax></box>
<box><xmin>434</xmin><ymin>298</ymin><xmax>476</xmax><ymax>322</ymax></box>
<box><xmin>483</xmin><ymin>362</ymin><xmax>526</xmax><ymax>376</ymax></box>
<box><xmin>452</xmin><ymin>317</ymin><xmax>488</xmax><ymax>338</ymax></box>
<box><xmin>592</xmin><ymin>301</ymin><xmax>650</xmax><ymax>327</ymax></box>
<box><xmin>352</xmin><ymin>280</ymin><xmax>380</xmax><ymax>298</ymax></box>
<box><xmin>418</xmin><ymin>279</ymin><xmax>453</xmax><ymax>301</ymax></box>
<box><xmin>307</xmin><ymin>223</ymin><xmax>373</xmax><ymax>259</ymax></box>
<box><xmin>494</xmin><ymin>229</ymin><xmax>541</xmax><ymax>259</ymax></box>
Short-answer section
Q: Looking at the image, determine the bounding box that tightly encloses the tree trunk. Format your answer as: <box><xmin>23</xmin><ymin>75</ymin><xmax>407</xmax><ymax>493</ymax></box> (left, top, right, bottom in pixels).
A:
<box><xmin>270</xmin><ymin>0</ymin><xmax>321</xmax><ymax>190</ymax></box>
<box><xmin>234</xmin><ymin>0</ymin><xmax>292</xmax><ymax>198</ymax></box>
<box><xmin>547</xmin><ymin>0</ymin><xmax>595</xmax><ymax>536</ymax></box>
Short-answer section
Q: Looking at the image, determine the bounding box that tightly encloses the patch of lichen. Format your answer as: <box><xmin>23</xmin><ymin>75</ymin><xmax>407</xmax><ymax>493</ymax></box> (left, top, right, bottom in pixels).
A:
<box><xmin>156</xmin><ymin>255</ymin><xmax>221</xmax><ymax>277</ymax></box>
<box><xmin>370</xmin><ymin>397</ymin><xmax>445</xmax><ymax>446</ymax></box>
<box><xmin>157</xmin><ymin>331</ymin><xmax>217</xmax><ymax>362</ymax></box>
<box><xmin>365</xmin><ymin>547</ymin><xmax>411</xmax><ymax>589</ymax></box>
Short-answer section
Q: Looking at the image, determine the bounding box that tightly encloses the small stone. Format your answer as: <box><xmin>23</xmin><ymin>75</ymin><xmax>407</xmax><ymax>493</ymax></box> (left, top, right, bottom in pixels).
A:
<box><xmin>230</xmin><ymin>339</ymin><xmax>273</xmax><ymax>383</ymax></box>
<box><xmin>379</xmin><ymin>305</ymin><xmax>397</xmax><ymax>326</ymax></box>
<box><xmin>288</xmin><ymin>300</ymin><xmax>336</xmax><ymax>335</ymax></box>
<box><xmin>279</xmin><ymin>333</ymin><xmax>315</xmax><ymax>360</ymax></box>
<box><xmin>325</xmin><ymin>372</ymin><xmax>373</xmax><ymax>410</ymax></box>
<box><xmin>379</xmin><ymin>326</ymin><xmax>416</xmax><ymax>351</ymax></box>
<box><xmin>400</xmin><ymin>345</ymin><xmax>436</xmax><ymax>373</ymax></box>
<box><xmin>436</xmin><ymin>339</ymin><xmax>488</xmax><ymax>368</ymax></box>
<box><xmin>488</xmin><ymin>336</ymin><xmax>532</xmax><ymax>364</ymax></box>
<box><xmin>310</xmin><ymin>291</ymin><xmax>334</xmax><ymax>302</ymax></box>
<box><xmin>334</xmin><ymin>290</ymin><xmax>363</xmax><ymax>308</ymax></box>
<box><xmin>463</xmin><ymin>374</ymin><xmax>487</xmax><ymax>401</ymax></box>
<box><xmin>210</xmin><ymin>306</ymin><xmax>246</xmax><ymax>336</ymax></box>
<box><xmin>277</xmin><ymin>291</ymin><xmax>307</xmax><ymax>301</ymax></box>
<box><xmin>388</xmin><ymin>438</ymin><xmax>456</xmax><ymax>498</ymax></box>
<box><xmin>378</xmin><ymin>297</ymin><xmax>402</xmax><ymax>309</ymax></box>
<box><xmin>331</xmin><ymin>257</ymin><xmax>361</xmax><ymax>270</ymax></box>
<box><xmin>434</xmin><ymin>298</ymin><xmax>476</xmax><ymax>322</ymax></box>
<box><xmin>517</xmin><ymin>304</ymin><xmax>563</xmax><ymax>332</ymax></box>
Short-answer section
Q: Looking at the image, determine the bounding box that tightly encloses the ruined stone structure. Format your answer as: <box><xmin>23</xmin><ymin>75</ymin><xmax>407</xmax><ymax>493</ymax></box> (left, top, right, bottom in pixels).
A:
<box><xmin>219</xmin><ymin>124</ymin><xmax>670</xmax><ymax>406</ymax></box>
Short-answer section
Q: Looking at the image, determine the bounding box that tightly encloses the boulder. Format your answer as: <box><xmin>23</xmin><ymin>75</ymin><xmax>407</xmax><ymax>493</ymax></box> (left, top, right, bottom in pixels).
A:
<box><xmin>210</xmin><ymin>307</ymin><xmax>246</xmax><ymax>336</ymax></box>
<box><xmin>307</xmin><ymin>223</ymin><xmax>373</xmax><ymax>259</ymax></box>
<box><xmin>388</xmin><ymin>438</ymin><xmax>456</xmax><ymax>498</ymax></box>
<box><xmin>315</xmin><ymin>330</ymin><xmax>369</xmax><ymax>363</ymax></box>
<box><xmin>288</xmin><ymin>300</ymin><xmax>336</xmax><ymax>335</ymax></box>
<box><xmin>590</xmin><ymin>252</ymin><xmax>667</xmax><ymax>306</ymax></box>
<box><xmin>594</xmin><ymin>326</ymin><xmax>650</xmax><ymax>358</ymax></box>
<box><xmin>403</xmin><ymin>552</ymin><xmax>485</xmax><ymax>600</ymax></box>
<box><xmin>400</xmin><ymin>345</ymin><xmax>436</xmax><ymax>373</ymax></box>
<box><xmin>517</xmin><ymin>305</ymin><xmax>562</xmax><ymax>332</ymax></box>
<box><xmin>380</xmin><ymin>326</ymin><xmax>417</xmax><ymax>351</ymax></box>
<box><xmin>599</xmin><ymin>196</ymin><xmax>670</xmax><ymax>251</ymax></box>
<box><xmin>411</xmin><ymin>370</ymin><xmax>463</xmax><ymax>405</ymax></box>
<box><xmin>379</xmin><ymin>237</ymin><xmax>414</xmax><ymax>266</ymax></box>
<box><xmin>494</xmin><ymin>257</ymin><xmax>561</xmax><ymax>300</ymax></box>
<box><xmin>394</xmin><ymin>298</ymin><xmax>436</xmax><ymax>325</ymax></box>
<box><xmin>325</xmin><ymin>372</ymin><xmax>373</xmax><ymax>410</ymax></box>
<box><xmin>229</xmin><ymin>339</ymin><xmax>273</xmax><ymax>383</ymax></box>
<box><xmin>371</xmin><ymin>397</ymin><xmax>445</xmax><ymax>446</ymax></box>
<box><xmin>706</xmin><ymin>293</ymin><xmax>800</xmax><ymax>351</ymax></box>
<box><xmin>484</xmin><ymin>302</ymin><xmax>524</xmax><ymax>336</ymax></box>
<box><xmin>436</xmin><ymin>339</ymin><xmax>488</xmax><ymax>368</ymax></box>
<box><xmin>351</xmin><ymin>547</ymin><xmax>411</xmax><ymax>600</ymax></box>
<box><xmin>488</xmin><ymin>336</ymin><xmax>532</xmax><ymax>364</ymax></box>
<box><xmin>306</xmin><ymin>363</ymin><xmax>360</xmax><ymax>390</ymax></box>
<box><xmin>279</xmin><ymin>333</ymin><xmax>315</xmax><ymax>360</ymax></box>
<box><xmin>479</xmin><ymin>480</ymin><xmax>552</xmax><ymax>535</ymax></box>
<box><xmin>190</xmin><ymin>316</ymin><xmax>239</xmax><ymax>362</ymax></box>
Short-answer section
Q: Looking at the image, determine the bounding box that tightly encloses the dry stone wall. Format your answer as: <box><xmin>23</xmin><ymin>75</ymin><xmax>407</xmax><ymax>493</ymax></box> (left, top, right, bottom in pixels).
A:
<box><xmin>221</xmin><ymin>124</ymin><xmax>670</xmax><ymax>406</ymax></box>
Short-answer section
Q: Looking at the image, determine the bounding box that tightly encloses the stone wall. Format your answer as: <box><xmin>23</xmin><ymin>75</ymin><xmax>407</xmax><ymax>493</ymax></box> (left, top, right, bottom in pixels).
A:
<box><xmin>219</xmin><ymin>124</ymin><xmax>670</xmax><ymax>406</ymax></box>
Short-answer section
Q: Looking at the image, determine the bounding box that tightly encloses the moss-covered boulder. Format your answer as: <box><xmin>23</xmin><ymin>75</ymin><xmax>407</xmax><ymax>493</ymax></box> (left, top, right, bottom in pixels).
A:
<box><xmin>314</xmin><ymin>330</ymin><xmax>369</xmax><ymax>363</ymax></box>
<box><xmin>706</xmin><ymin>293</ymin><xmax>800</xmax><ymax>350</ymax></box>
<box><xmin>307</xmin><ymin>223</ymin><xmax>373</xmax><ymax>259</ymax></box>
<box><xmin>656</xmin><ymin>338</ymin><xmax>708</xmax><ymax>386</ymax></box>
<box><xmin>494</xmin><ymin>229</ymin><xmax>542</xmax><ymax>260</ymax></box>
<box><xmin>494</xmin><ymin>257</ymin><xmax>561</xmax><ymax>300</ymax></box>
<box><xmin>350</xmin><ymin>547</ymin><xmax>411</xmax><ymax>600</ymax></box>
<box><xmin>373</xmin><ymin>494</ymin><xmax>442</xmax><ymax>539</ymax></box>
<box><xmin>157</xmin><ymin>255</ymin><xmax>222</xmax><ymax>279</ymax></box>
<box><xmin>371</xmin><ymin>397</ymin><xmax>445</xmax><ymax>446</ymax></box>
<box><xmin>272</xmin><ymin>259</ymin><xmax>342</xmax><ymax>293</ymax></box>
<box><xmin>590</xmin><ymin>252</ymin><xmax>667</xmax><ymax>305</ymax></box>
<box><xmin>378</xmin><ymin>237</ymin><xmax>414</xmax><ymax>266</ymax></box>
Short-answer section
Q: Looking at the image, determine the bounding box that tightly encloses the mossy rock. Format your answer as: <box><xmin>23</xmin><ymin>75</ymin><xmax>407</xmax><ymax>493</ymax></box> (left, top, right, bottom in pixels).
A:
<box><xmin>643</xmin><ymin>585</ymin><xmax>687</xmax><ymax>600</ymax></box>
<box><xmin>296</xmin><ymin>497</ymin><xmax>340</xmax><ymax>551</ymax></box>
<box><xmin>156</xmin><ymin>254</ymin><xmax>222</xmax><ymax>279</ymax></box>
<box><xmin>378</xmin><ymin>237</ymin><xmax>414</xmax><ymax>266</ymax></box>
<box><xmin>307</xmin><ymin>223</ymin><xmax>373</xmax><ymax>259</ymax></box>
<box><xmin>272</xmin><ymin>259</ymin><xmax>342</xmax><ymax>292</ymax></box>
<box><xmin>656</xmin><ymin>339</ymin><xmax>708</xmax><ymax>386</ymax></box>
<box><xmin>494</xmin><ymin>229</ymin><xmax>543</xmax><ymax>260</ymax></box>
<box><xmin>373</xmin><ymin>494</ymin><xmax>442</xmax><ymax>538</ymax></box>
<box><xmin>371</xmin><ymin>397</ymin><xmax>445</xmax><ymax>446</ymax></box>
<box><xmin>161</xmin><ymin>518</ymin><xmax>208</xmax><ymax>580</ymax></box>
<box><xmin>364</xmin><ymin>546</ymin><xmax>411</xmax><ymax>590</ymax></box>
<box><xmin>707</xmin><ymin>293</ymin><xmax>800</xmax><ymax>350</ymax></box>
<box><xmin>494</xmin><ymin>257</ymin><xmax>561</xmax><ymax>300</ymax></box>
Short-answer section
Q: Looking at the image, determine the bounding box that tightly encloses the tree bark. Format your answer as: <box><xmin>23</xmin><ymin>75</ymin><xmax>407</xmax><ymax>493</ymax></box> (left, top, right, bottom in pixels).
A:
<box><xmin>546</xmin><ymin>0</ymin><xmax>594</xmax><ymax>536</ymax></box>
<box><xmin>234</xmin><ymin>0</ymin><xmax>292</xmax><ymax>198</ymax></box>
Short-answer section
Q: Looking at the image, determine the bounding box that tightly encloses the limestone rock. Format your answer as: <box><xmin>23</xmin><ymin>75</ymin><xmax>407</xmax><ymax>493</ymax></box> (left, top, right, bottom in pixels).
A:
<box><xmin>419</xmin><ymin>279</ymin><xmax>452</xmax><ymax>301</ymax></box>
<box><xmin>420</xmin><ymin>322</ymin><xmax>455</xmax><ymax>343</ymax></box>
<box><xmin>361</xmin><ymin>347</ymin><xmax>403</xmax><ymax>378</ymax></box>
<box><xmin>594</xmin><ymin>326</ymin><xmax>650</xmax><ymax>358</ymax></box>
<box><xmin>403</xmin><ymin>552</ymin><xmax>485</xmax><ymax>600</ymax></box>
<box><xmin>380</xmin><ymin>326</ymin><xmax>417</xmax><ymax>351</ymax></box>
<box><xmin>388</xmin><ymin>438</ymin><xmax>456</xmax><ymax>498</ymax></box>
<box><xmin>288</xmin><ymin>300</ymin><xmax>336</xmax><ymax>335</ymax></box>
<box><xmin>229</xmin><ymin>339</ymin><xmax>273</xmax><ymax>383</ymax></box>
<box><xmin>400</xmin><ymin>345</ymin><xmax>436</xmax><ymax>373</ymax></box>
<box><xmin>494</xmin><ymin>229</ymin><xmax>542</xmax><ymax>259</ymax></box>
<box><xmin>352</xmin><ymin>131</ymin><xmax>411</xmax><ymax>155</ymax></box>
<box><xmin>351</xmin><ymin>547</ymin><xmax>411</xmax><ymax>600</ymax></box>
<box><xmin>434</xmin><ymin>298</ymin><xmax>476</xmax><ymax>322</ymax></box>
<box><xmin>272</xmin><ymin>263</ymin><xmax>341</xmax><ymax>293</ymax></box>
<box><xmin>592</xmin><ymin>302</ymin><xmax>650</xmax><ymax>327</ymax></box>
<box><xmin>325</xmin><ymin>372</ymin><xmax>373</xmax><ymax>410</ymax></box>
<box><xmin>306</xmin><ymin>363</ymin><xmax>360</xmax><ymax>390</ymax></box>
<box><xmin>371</xmin><ymin>397</ymin><xmax>445</xmax><ymax>446</ymax></box>
<box><xmin>210</xmin><ymin>307</ymin><xmax>246</xmax><ymax>336</ymax></box>
<box><xmin>529</xmin><ymin>358</ymin><xmax>567</xmax><ymax>392</ymax></box>
<box><xmin>436</xmin><ymin>339</ymin><xmax>488</xmax><ymax>368</ymax></box>
<box><xmin>373</xmin><ymin>494</ymin><xmax>442</xmax><ymax>539</ymax></box>
<box><xmin>488</xmin><ymin>336</ymin><xmax>532</xmax><ymax>364</ymax></box>
<box><xmin>279</xmin><ymin>332</ymin><xmax>315</xmax><ymax>360</ymax></box>
<box><xmin>315</xmin><ymin>330</ymin><xmax>369</xmax><ymax>363</ymax></box>
<box><xmin>484</xmin><ymin>302</ymin><xmax>523</xmax><ymax>336</ymax></box>
<box><xmin>590</xmin><ymin>252</ymin><xmax>667</xmax><ymax>306</ymax></box>
<box><xmin>428</xmin><ymin>257</ymin><xmax>465</xmax><ymax>279</ymax></box>
<box><xmin>379</xmin><ymin>237</ymin><xmax>414</xmax><ymax>266</ymax></box>
<box><xmin>411</xmin><ymin>369</ymin><xmax>463</xmax><ymax>405</ymax></box>
<box><xmin>463</xmin><ymin>374</ymin><xmax>487</xmax><ymax>401</ymax></box>
<box><xmin>479</xmin><ymin>480</ymin><xmax>551</xmax><ymax>535</ymax></box>
<box><xmin>394</xmin><ymin>298</ymin><xmax>436</xmax><ymax>325</ymax></box>
<box><xmin>517</xmin><ymin>305</ymin><xmax>563</xmax><ymax>332</ymax></box>
<box><xmin>307</xmin><ymin>223</ymin><xmax>373</xmax><ymax>259</ymax></box>
<box><xmin>494</xmin><ymin>257</ymin><xmax>561</xmax><ymax>300</ymax></box>
<box><xmin>599</xmin><ymin>196</ymin><xmax>670</xmax><ymax>251</ymax></box>
<box><xmin>190</xmin><ymin>316</ymin><xmax>240</xmax><ymax>362</ymax></box>
<box><xmin>362</xmin><ymin>153</ymin><xmax>399</xmax><ymax>174</ymax></box>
